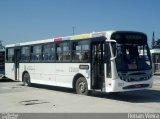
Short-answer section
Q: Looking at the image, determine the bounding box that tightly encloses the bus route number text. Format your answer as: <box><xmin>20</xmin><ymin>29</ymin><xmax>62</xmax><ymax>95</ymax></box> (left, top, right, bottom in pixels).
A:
<box><xmin>69</xmin><ymin>67</ymin><xmax>79</xmax><ymax>72</ymax></box>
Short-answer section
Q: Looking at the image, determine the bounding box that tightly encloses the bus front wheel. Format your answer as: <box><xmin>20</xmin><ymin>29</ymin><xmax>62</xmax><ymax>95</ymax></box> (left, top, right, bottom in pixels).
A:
<box><xmin>22</xmin><ymin>73</ymin><xmax>31</xmax><ymax>86</ymax></box>
<box><xmin>76</xmin><ymin>77</ymin><xmax>88</xmax><ymax>95</ymax></box>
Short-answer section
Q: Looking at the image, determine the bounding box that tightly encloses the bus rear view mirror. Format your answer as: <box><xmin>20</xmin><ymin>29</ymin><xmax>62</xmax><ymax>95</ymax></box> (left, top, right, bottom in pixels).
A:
<box><xmin>106</xmin><ymin>40</ymin><xmax>117</xmax><ymax>61</ymax></box>
<box><xmin>111</xmin><ymin>42</ymin><xmax>117</xmax><ymax>60</ymax></box>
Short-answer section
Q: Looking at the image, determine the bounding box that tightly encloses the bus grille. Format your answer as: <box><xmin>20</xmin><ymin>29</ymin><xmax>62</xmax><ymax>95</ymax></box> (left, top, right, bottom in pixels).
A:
<box><xmin>119</xmin><ymin>72</ymin><xmax>151</xmax><ymax>82</ymax></box>
<box><xmin>123</xmin><ymin>84</ymin><xmax>149</xmax><ymax>89</ymax></box>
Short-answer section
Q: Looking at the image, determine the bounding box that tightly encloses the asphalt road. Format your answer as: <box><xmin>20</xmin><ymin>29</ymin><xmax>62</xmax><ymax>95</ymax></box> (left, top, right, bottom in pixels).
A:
<box><xmin>0</xmin><ymin>76</ymin><xmax>160</xmax><ymax>113</ymax></box>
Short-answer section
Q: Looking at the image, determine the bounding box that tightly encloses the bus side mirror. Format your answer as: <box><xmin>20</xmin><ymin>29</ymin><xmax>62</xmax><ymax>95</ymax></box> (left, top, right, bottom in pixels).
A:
<box><xmin>110</xmin><ymin>41</ymin><xmax>117</xmax><ymax>61</ymax></box>
<box><xmin>106</xmin><ymin>40</ymin><xmax>117</xmax><ymax>61</ymax></box>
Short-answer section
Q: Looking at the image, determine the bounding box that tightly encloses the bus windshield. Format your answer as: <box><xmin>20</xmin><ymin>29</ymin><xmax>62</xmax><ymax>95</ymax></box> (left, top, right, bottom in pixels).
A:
<box><xmin>115</xmin><ymin>43</ymin><xmax>152</xmax><ymax>71</ymax></box>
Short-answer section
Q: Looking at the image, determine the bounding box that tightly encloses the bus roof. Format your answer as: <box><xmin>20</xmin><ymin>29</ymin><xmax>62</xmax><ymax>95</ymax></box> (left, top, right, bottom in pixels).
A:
<box><xmin>5</xmin><ymin>30</ymin><xmax>146</xmax><ymax>47</ymax></box>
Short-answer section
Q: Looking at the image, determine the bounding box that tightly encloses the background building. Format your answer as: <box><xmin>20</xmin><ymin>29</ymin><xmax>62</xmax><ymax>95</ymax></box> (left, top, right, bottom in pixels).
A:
<box><xmin>151</xmin><ymin>33</ymin><xmax>160</xmax><ymax>75</ymax></box>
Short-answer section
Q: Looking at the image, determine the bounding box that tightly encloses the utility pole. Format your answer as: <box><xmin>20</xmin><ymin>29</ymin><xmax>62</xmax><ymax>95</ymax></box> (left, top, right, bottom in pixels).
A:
<box><xmin>152</xmin><ymin>32</ymin><xmax>155</xmax><ymax>49</ymax></box>
<box><xmin>72</xmin><ymin>26</ymin><xmax>75</xmax><ymax>35</ymax></box>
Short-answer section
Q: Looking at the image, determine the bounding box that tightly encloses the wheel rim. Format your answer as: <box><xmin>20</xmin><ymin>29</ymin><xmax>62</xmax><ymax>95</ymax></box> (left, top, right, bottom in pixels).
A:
<box><xmin>78</xmin><ymin>82</ymin><xmax>86</xmax><ymax>93</ymax></box>
<box><xmin>24</xmin><ymin>74</ymin><xmax>29</xmax><ymax>85</ymax></box>
<box><xmin>25</xmin><ymin>77</ymin><xmax>29</xmax><ymax>84</ymax></box>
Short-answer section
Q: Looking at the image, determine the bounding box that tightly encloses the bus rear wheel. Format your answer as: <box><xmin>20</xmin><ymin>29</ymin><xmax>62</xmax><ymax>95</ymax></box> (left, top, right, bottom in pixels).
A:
<box><xmin>76</xmin><ymin>77</ymin><xmax>88</xmax><ymax>95</ymax></box>
<box><xmin>23</xmin><ymin>73</ymin><xmax>31</xmax><ymax>86</ymax></box>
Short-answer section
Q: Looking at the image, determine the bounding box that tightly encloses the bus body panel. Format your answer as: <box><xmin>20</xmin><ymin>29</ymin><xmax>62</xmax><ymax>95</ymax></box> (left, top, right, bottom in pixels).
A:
<box><xmin>18</xmin><ymin>63</ymin><xmax>91</xmax><ymax>89</ymax></box>
<box><xmin>55</xmin><ymin>63</ymin><xmax>91</xmax><ymax>89</ymax></box>
<box><xmin>34</xmin><ymin>63</ymin><xmax>55</xmax><ymax>82</ymax></box>
<box><xmin>5</xmin><ymin>63</ymin><xmax>15</xmax><ymax>80</ymax></box>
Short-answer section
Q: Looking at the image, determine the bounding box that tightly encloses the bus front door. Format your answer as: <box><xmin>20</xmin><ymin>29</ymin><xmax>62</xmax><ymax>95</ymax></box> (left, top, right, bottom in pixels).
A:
<box><xmin>14</xmin><ymin>49</ymin><xmax>21</xmax><ymax>80</ymax></box>
<box><xmin>91</xmin><ymin>42</ymin><xmax>105</xmax><ymax>90</ymax></box>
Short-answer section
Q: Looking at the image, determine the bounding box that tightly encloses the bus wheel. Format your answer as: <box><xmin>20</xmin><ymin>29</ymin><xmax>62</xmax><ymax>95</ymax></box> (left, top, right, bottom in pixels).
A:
<box><xmin>76</xmin><ymin>77</ymin><xmax>88</xmax><ymax>95</ymax></box>
<box><xmin>23</xmin><ymin>73</ymin><xmax>31</xmax><ymax>86</ymax></box>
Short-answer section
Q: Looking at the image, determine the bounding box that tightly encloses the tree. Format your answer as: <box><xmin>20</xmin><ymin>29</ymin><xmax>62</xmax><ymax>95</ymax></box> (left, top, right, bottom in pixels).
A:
<box><xmin>0</xmin><ymin>41</ymin><xmax>5</xmax><ymax>50</ymax></box>
<box><xmin>154</xmin><ymin>39</ymin><xmax>160</xmax><ymax>48</ymax></box>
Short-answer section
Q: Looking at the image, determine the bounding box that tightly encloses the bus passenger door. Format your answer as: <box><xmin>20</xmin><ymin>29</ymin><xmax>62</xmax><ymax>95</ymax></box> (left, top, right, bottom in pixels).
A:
<box><xmin>14</xmin><ymin>49</ymin><xmax>21</xmax><ymax>80</ymax></box>
<box><xmin>91</xmin><ymin>41</ymin><xmax>105</xmax><ymax>90</ymax></box>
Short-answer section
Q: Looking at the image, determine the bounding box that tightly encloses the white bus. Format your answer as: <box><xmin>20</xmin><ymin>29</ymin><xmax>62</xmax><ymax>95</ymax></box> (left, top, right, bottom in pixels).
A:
<box><xmin>5</xmin><ymin>30</ymin><xmax>153</xmax><ymax>95</ymax></box>
<box><xmin>150</xmin><ymin>48</ymin><xmax>160</xmax><ymax>75</ymax></box>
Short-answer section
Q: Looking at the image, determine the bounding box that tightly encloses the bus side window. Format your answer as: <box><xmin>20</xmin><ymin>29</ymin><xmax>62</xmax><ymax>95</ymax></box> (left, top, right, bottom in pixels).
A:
<box><xmin>50</xmin><ymin>44</ymin><xmax>55</xmax><ymax>61</ymax></box>
<box><xmin>62</xmin><ymin>41</ymin><xmax>71</xmax><ymax>61</ymax></box>
<box><xmin>72</xmin><ymin>40</ymin><xmax>90</xmax><ymax>62</ymax></box>
<box><xmin>43</xmin><ymin>43</ymin><xmax>55</xmax><ymax>61</ymax></box>
<box><xmin>72</xmin><ymin>42</ymin><xmax>81</xmax><ymax>61</ymax></box>
<box><xmin>7</xmin><ymin>48</ymin><xmax>14</xmax><ymax>62</ymax></box>
<box><xmin>56</xmin><ymin>42</ymin><xmax>71</xmax><ymax>62</ymax></box>
<box><xmin>80</xmin><ymin>52</ymin><xmax>89</xmax><ymax>61</ymax></box>
<box><xmin>31</xmin><ymin>45</ymin><xmax>42</xmax><ymax>62</ymax></box>
<box><xmin>43</xmin><ymin>44</ymin><xmax>49</xmax><ymax>61</ymax></box>
<box><xmin>56</xmin><ymin>43</ymin><xmax>63</xmax><ymax>61</ymax></box>
<box><xmin>21</xmin><ymin>46</ymin><xmax>30</xmax><ymax>62</ymax></box>
<box><xmin>81</xmin><ymin>43</ymin><xmax>89</xmax><ymax>61</ymax></box>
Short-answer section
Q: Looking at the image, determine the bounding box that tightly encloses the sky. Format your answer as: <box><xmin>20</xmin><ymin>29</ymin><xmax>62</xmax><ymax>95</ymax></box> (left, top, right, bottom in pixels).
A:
<box><xmin>0</xmin><ymin>0</ymin><xmax>160</xmax><ymax>47</ymax></box>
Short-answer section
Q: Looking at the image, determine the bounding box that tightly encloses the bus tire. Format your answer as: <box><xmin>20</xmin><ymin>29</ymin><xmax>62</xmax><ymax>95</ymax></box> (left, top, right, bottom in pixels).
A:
<box><xmin>22</xmin><ymin>73</ymin><xmax>31</xmax><ymax>86</ymax></box>
<box><xmin>76</xmin><ymin>77</ymin><xmax>88</xmax><ymax>95</ymax></box>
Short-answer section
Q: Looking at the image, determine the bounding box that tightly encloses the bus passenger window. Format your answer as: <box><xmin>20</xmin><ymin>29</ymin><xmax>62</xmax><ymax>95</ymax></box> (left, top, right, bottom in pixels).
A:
<box><xmin>81</xmin><ymin>43</ymin><xmax>89</xmax><ymax>61</ymax></box>
<box><xmin>62</xmin><ymin>42</ymin><xmax>71</xmax><ymax>61</ymax></box>
<box><xmin>21</xmin><ymin>46</ymin><xmax>30</xmax><ymax>62</ymax></box>
<box><xmin>72</xmin><ymin>40</ymin><xmax>90</xmax><ymax>62</ymax></box>
<box><xmin>43</xmin><ymin>43</ymin><xmax>55</xmax><ymax>61</ymax></box>
<box><xmin>56</xmin><ymin>42</ymin><xmax>71</xmax><ymax>61</ymax></box>
<box><xmin>72</xmin><ymin>42</ymin><xmax>81</xmax><ymax>61</ymax></box>
<box><xmin>50</xmin><ymin>45</ymin><xmax>55</xmax><ymax>60</ymax></box>
<box><xmin>31</xmin><ymin>45</ymin><xmax>42</xmax><ymax>62</ymax></box>
<box><xmin>56</xmin><ymin>44</ymin><xmax>63</xmax><ymax>61</ymax></box>
<box><xmin>80</xmin><ymin>52</ymin><xmax>89</xmax><ymax>61</ymax></box>
<box><xmin>7</xmin><ymin>48</ymin><xmax>14</xmax><ymax>62</ymax></box>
